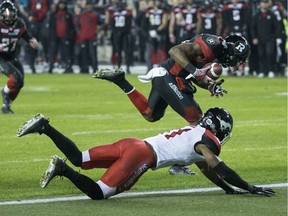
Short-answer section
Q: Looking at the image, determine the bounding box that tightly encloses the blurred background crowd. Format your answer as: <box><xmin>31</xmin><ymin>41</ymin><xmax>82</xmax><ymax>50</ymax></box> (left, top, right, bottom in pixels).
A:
<box><xmin>12</xmin><ymin>0</ymin><xmax>288</xmax><ymax>77</ymax></box>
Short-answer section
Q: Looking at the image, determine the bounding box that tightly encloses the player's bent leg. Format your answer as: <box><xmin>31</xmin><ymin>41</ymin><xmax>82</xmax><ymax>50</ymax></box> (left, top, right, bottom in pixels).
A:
<box><xmin>99</xmin><ymin>138</ymin><xmax>155</xmax><ymax>197</ymax></box>
<box><xmin>40</xmin><ymin>155</ymin><xmax>104</xmax><ymax>200</ymax></box>
<box><xmin>126</xmin><ymin>89</ymin><xmax>157</xmax><ymax>121</ymax></box>
<box><xmin>17</xmin><ymin>114</ymin><xmax>83</xmax><ymax>167</ymax></box>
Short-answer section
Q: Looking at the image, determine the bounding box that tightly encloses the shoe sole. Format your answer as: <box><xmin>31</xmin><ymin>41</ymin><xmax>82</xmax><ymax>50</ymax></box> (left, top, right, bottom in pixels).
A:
<box><xmin>92</xmin><ymin>68</ymin><xmax>125</xmax><ymax>81</ymax></box>
<box><xmin>40</xmin><ymin>156</ymin><xmax>60</xmax><ymax>188</ymax></box>
<box><xmin>17</xmin><ymin>113</ymin><xmax>48</xmax><ymax>137</ymax></box>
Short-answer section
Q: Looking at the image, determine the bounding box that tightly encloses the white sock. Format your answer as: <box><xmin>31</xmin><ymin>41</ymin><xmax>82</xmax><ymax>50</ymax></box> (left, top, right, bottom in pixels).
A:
<box><xmin>3</xmin><ymin>85</ymin><xmax>10</xmax><ymax>93</ymax></box>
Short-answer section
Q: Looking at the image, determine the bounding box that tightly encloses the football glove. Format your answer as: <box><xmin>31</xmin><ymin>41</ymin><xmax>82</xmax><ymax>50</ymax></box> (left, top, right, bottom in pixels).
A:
<box><xmin>208</xmin><ymin>79</ymin><xmax>227</xmax><ymax>97</ymax></box>
<box><xmin>250</xmin><ymin>186</ymin><xmax>275</xmax><ymax>197</ymax></box>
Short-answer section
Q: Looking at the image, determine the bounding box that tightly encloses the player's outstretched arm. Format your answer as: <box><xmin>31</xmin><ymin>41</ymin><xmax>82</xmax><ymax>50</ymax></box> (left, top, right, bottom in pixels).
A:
<box><xmin>196</xmin><ymin>144</ymin><xmax>275</xmax><ymax>196</ymax></box>
<box><xmin>195</xmin><ymin>161</ymin><xmax>247</xmax><ymax>195</ymax></box>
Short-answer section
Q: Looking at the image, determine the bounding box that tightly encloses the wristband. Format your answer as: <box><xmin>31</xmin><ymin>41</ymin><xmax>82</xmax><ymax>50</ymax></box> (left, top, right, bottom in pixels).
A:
<box><xmin>184</xmin><ymin>63</ymin><xmax>197</xmax><ymax>75</ymax></box>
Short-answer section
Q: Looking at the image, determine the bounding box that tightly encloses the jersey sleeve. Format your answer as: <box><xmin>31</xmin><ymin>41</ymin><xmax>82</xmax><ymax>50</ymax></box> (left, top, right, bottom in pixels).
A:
<box><xmin>195</xmin><ymin>129</ymin><xmax>221</xmax><ymax>156</ymax></box>
<box><xmin>194</xmin><ymin>34</ymin><xmax>223</xmax><ymax>62</ymax></box>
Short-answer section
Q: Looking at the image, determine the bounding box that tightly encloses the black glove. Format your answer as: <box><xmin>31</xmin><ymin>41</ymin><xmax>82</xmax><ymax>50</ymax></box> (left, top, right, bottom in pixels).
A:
<box><xmin>250</xmin><ymin>186</ymin><xmax>275</xmax><ymax>197</ymax></box>
<box><xmin>226</xmin><ymin>189</ymin><xmax>249</xmax><ymax>195</ymax></box>
<box><xmin>208</xmin><ymin>79</ymin><xmax>227</xmax><ymax>97</ymax></box>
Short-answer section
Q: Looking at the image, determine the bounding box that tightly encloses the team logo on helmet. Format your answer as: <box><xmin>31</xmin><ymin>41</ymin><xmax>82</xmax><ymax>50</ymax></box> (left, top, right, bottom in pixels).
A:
<box><xmin>234</xmin><ymin>41</ymin><xmax>247</xmax><ymax>54</ymax></box>
<box><xmin>216</xmin><ymin>116</ymin><xmax>232</xmax><ymax>133</ymax></box>
<box><xmin>199</xmin><ymin>107</ymin><xmax>233</xmax><ymax>145</ymax></box>
<box><xmin>206</xmin><ymin>37</ymin><xmax>215</xmax><ymax>45</ymax></box>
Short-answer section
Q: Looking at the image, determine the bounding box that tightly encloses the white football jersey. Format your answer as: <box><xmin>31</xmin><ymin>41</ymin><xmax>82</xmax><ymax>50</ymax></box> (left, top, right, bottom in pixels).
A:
<box><xmin>144</xmin><ymin>125</ymin><xmax>221</xmax><ymax>169</ymax></box>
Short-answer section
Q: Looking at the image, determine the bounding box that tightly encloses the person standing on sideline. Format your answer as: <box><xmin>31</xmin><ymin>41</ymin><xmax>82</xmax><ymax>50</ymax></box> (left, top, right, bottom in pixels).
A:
<box><xmin>47</xmin><ymin>0</ymin><xmax>75</xmax><ymax>74</ymax></box>
<box><xmin>250</xmin><ymin>0</ymin><xmax>280</xmax><ymax>78</ymax></box>
<box><xmin>26</xmin><ymin>0</ymin><xmax>50</xmax><ymax>73</ymax></box>
<box><xmin>221</xmin><ymin>0</ymin><xmax>250</xmax><ymax>76</ymax></box>
<box><xmin>0</xmin><ymin>0</ymin><xmax>38</xmax><ymax>113</ymax></box>
<box><xmin>16</xmin><ymin>107</ymin><xmax>275</xmax><ymax>200</ymax></box>
<box><xmin>268</xmin><ymin>0</ymin><xmax>287</xmax><ymax>76</ymax></box>
<box><xmin>169</xmin><ymin>0</ymin><xmax>199</xmax><ymax>46</ymax></box>
<box><xmin>196</xmin><ymin>0</ymin><xmax>222</xmax><ymax>36</ymax></box>
<box><xmin>145</xmin><ymin>0</ymin><xmax>168</xmax><ymax>70</ymax></box>
<box><xmin>77</xmin><ymin>0</ymin><xmax>102</xmax><ymax>74</ymax></box>
<box><xmin>109</xmin><ymin>1</ymin><xmax>133</xmax><ymax>74</ymax></box>
<box><xmin>72</xmin><ymin>3</ymin><xmax>83</xmax><ymax>71</ymax></box>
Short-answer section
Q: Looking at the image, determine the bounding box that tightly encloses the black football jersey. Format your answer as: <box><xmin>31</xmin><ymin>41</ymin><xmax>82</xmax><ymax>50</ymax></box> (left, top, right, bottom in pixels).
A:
<box><xmin>0</xmin><ymin>18</ymin><xmax>27</xmax><ymax>60</ymax></box>
<box><xmin>161</xmin><ymin>34</ymin><xmax>223</xmax><ymax>77</ymax></box>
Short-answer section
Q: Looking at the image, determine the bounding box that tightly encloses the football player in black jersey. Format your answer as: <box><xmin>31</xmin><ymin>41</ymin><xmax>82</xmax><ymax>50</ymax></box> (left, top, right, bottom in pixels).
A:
<box><xmin>0</xmin><ymin>0</ymin><xmax>38</xmax><ymax>113</ymax></box>
<box><xmin>93</xmin><ymin>34</ymin><xmax>250</xmax><ymax>125</ymax></box>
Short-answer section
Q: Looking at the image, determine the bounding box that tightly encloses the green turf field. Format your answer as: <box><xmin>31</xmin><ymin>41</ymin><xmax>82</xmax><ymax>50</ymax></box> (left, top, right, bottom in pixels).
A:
<box><xmin>0</xmin><ymin>74</ymin><xmax>287</xmax><ymax>215</ymax></box>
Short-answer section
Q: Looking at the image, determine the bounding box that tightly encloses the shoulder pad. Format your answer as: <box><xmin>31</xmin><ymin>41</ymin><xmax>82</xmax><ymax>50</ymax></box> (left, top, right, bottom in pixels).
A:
<box><xmin>196</xmin><ymin>130</ymin><xmax>221</xmax><ymax>156</ymax></box>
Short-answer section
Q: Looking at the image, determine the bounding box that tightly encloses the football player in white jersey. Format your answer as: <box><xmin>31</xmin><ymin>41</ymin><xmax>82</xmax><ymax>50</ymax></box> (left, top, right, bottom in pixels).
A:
<box><xmin>17</xmin><ymin>107</ymin><xmax>275</xmax><ymax>200</ymax></box>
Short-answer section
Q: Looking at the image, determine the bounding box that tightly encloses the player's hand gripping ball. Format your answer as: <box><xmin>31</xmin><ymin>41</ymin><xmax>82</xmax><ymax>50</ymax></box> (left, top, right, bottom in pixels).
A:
<box><xmin>204</xmin><ymin>62</ymin><xmax>223</xmax><ymax>80</ymax></box>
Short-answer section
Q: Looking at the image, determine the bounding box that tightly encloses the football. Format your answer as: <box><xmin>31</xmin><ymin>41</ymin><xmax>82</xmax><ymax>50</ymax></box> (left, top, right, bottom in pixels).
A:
<box><xmin>204</xmin><ymin>62</ymin><xmax>223</xmax><ymax>80</ymax></box>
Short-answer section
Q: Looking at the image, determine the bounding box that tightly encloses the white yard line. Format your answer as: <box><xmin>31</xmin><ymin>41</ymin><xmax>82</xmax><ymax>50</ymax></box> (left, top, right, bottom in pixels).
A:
<box><xmin>0</xmin><ymin>183</ymin><xmax>287</xmax><ymax>206</ymax></box>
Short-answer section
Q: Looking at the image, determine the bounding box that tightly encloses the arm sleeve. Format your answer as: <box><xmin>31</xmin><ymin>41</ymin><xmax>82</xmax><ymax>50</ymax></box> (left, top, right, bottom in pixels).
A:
<box><xmin>213</xmin><ymin>162</ymin><xmax>253</xmax><ymax>191</ymax></box>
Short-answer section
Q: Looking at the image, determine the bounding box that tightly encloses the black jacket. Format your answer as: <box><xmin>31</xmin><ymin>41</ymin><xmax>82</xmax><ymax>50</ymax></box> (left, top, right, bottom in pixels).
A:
<box><xmin>250</xmin><ymin>9</ymin><xmax>280</xmax><ymax>43</ymax></box>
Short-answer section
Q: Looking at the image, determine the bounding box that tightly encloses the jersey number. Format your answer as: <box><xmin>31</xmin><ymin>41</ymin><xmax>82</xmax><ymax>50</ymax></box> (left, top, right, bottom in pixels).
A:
<box><xmin>164</xmin><ymin>128</ymin><xmax>191</xmax><ymax>139</ymax></box>
<box><xmin>1</xmin><ymin>38</ymin><xmax>17</xmax><ymax>52</ymax></box>
<box><xmin>149</xmin><ymin>14</ymin><xmax>162</xmax><ymax>26</ymax></box>
<box><xmin>115</xmin><ymin>15</ymin><xmax>126</xmax><ymax>27</ymax></box>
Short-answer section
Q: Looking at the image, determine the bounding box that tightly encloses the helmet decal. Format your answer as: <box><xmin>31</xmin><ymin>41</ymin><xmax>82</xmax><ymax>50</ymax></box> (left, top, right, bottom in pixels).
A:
<box><xmin>234</xmin><ymin>41</ymin><xmax>247</xmax><ymax>54</ymax></box>
<box><xmin>216</xmin><ymin>116</ymin><xmax>232</xmax><ymax>133</ymax></box>
<box><xmin>199</xmin><ymin>107</ymin><xmax>233</xmax><ymax>145</ymax></box>
<box><xmin>218</xmin><ymin>34</ymin><xmax>251</xmax><ymax>68</ymax></box>
<box><xmin>206</xmin><ymin>37</ymin><xmax>216</xmax><ymax>45</ymax></box>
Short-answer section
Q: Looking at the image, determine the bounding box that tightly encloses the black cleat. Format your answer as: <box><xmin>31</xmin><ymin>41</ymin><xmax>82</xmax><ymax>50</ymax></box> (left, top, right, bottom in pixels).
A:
<box><xmin>92</xmin><ymin>68</ymin><xmax>125</xmax><ymax>82</ymax></box>
<box><xmin>40</xmin><ymin>155</ymin><xmax>66</xmax><ymax>188</ymax></box>
<box><xmin>1</xmin><ymin>105</ymin><xmax>14</xmax><ymax>114</ymax></box>
<box><xmin>17</xmin><ymin>113</ymin><xmax>49</xmax><ymax>137</ymax></box>
<box><xmin>1</xmin><ymin>89</ymin><xmax>13</xmax><ymax>114</ymax></box>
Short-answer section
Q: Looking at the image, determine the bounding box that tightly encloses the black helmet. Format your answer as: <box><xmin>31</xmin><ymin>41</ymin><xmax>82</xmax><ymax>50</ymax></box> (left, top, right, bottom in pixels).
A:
<box><xmin>115</xmin><ymin>0</ymin><xmax>126</xmax><ymax>9</ymax></box>
<box><xmin>0</xmin><ymin>0</ymin><xmax>18</xmax><ymax>25</ymax></box>
<box><xmin>219</xmin><ymin>35</ymin><xmax>250</xmax><ymax>68</ymax></box>
<box><xmin>199</xmin><ymin>107</ymin><xmax>233</xmax><ymax>145</ymax></box>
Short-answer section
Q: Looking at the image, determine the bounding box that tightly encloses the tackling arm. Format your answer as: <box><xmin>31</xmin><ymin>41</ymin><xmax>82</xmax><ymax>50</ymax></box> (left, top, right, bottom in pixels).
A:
<box><xmin>196</xmin><ymin>144</ymin><xmax>275</xmax><ymax>196</ymax></box>
<box><xmin>195</xmin><ymin>161</ymin><xmax>242</xmax><ymax>194</ymax></box>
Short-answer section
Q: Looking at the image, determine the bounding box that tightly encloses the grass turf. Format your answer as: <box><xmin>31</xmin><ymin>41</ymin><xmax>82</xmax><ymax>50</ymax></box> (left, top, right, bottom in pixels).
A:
<box><xmin>0</xmin><ymin>74</ymin><xmax>287</xmax><ymax>215</ymax></box>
